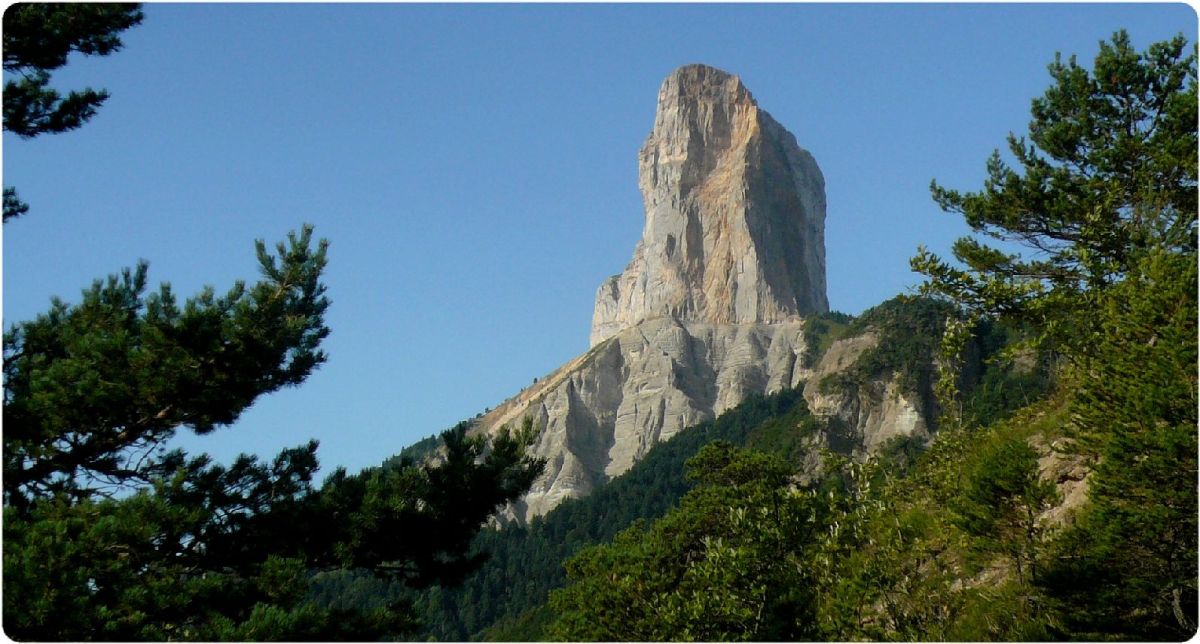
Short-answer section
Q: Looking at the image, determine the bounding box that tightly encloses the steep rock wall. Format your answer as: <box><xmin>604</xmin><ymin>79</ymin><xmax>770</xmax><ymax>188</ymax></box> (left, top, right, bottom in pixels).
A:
<box><xmin>470</xmin><ymin>65</ymin><xmax>930</xmax><ymax>523</ymax></box>
<box><xmin>590</xmin><ymin>64</ymin><xmax>827</xmax><ymax>346</ymax></box>
<box><xmin>481</xmin><ymin>318</ymin><xmax>808</xmax><ymax>519</ymax></box>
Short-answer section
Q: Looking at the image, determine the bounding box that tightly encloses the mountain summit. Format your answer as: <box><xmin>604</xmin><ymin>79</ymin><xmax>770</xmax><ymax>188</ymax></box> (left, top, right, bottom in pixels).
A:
<box><xmin>474</xmin><ymin>65</ymin><xmax>929</xmax><ymax>522</ymax></box>
<box><xmin>591</xmin><ymin>64</ymin><xmax>828</xmax><ymax>345</ymax></box>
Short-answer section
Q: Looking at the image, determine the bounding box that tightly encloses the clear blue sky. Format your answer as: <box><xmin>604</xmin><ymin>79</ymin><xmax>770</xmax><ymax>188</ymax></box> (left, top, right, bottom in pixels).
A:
<box><xmin>3</xmin><ymin>3</ymin><xmax>1195</xmax><ymax>477</ymax></box>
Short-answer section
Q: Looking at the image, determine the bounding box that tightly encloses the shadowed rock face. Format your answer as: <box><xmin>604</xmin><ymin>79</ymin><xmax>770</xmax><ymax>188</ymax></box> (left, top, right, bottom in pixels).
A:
<box><xmin>471</xmin><ymin>65</ymin><xmax>927</xmax><ymax>523</ymax></box>
<box><xmin>590</xmin><ymin>64</ymin><xmax>828</xmax><ymax>346</ymax></box>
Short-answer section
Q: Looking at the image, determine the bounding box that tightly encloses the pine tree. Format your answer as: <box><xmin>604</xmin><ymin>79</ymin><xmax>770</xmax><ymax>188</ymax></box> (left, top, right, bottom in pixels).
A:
<box><xmin>4</xmin><ymin>227</ymin><xmax>331</xmax><ymax>509</ymax></box>
<box><xmin>2</xmin><ymin>228</ymin><xmax>546</xmax><ymax>639</ymax></box>
<box><xmin>3</xmin><ymin>3</ymin><xmax>144</xmax><ymax>221</ymax></box>
<box><xmin>912</xmin><ymin>30</ymin><xmax>1198</xmax><ymax>640</ymax></box>
<box><xmin>912</xmin><ymin>30</ymin><xmax>1196</xmax><ymax>355</ymax></box>
<box><xmin>1039</xmin><ymin>250</ymin><xmax>1198</xmax><ymax>639</ymax></box>
<box><xmin>952</xmin><ymin>436</ymin><xmax>1058</xmax><ymax>585</ymax></box>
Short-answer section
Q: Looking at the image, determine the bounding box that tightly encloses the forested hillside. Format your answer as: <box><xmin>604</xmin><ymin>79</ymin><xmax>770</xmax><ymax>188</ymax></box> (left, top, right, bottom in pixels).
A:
<box><xmin>388</xmin><ymin>29</ymin><xmax>1195</xmax><ymax>641</ymax></box>
<box><xmin>488</xmin><ymin>314</ymin><xmax>1050</xmax><ymax>641</ymax></box>
<box><xmin>3</xmin><ymin>12</ymin><xmax>1192</xmax><ymax>642</ymax></box>
<box><xmin>545</xmin><ymin>29</ymin><xmax>1198</xmax><ymax>641</ymax></box>
<box><xmin>315</xmin><ymin>387</ymin><xmax>818</xmax><ymax>640</ymax></box>
<box><xmin>307</xmin><ymin>292</ymin><xmax>1046</xmax><ymax>640</ymax></box>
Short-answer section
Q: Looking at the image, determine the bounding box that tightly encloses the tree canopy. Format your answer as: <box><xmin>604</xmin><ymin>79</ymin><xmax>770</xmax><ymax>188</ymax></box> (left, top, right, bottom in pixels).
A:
<box><xmin>2</xmin><ymin>3</ymin><xmax>143</xmax><ymax>221</ymax></box>
<box><xmin>3</xmin><ymin>3</ymin><xmax>142</xmax><ymax>138</ymax></box>
<box><xmin>912</xmin><ymin>30</ymin><xmax>1197</xmax><ymax>353</ymax></box>
<box><xmin>913</xmin><ymin>29</ymin><xmax>1198</xmax><ymax>640</ymax></box>
<box><xmin>548</xmin><ymin>442</ymin><xmax>821</xmax><ymax>641</ymax></box>
<box><xmin>4</xmin><ymin>226</ymin><xmax>330</xmax><ymax>509</ymax></box>
<box><xmin>3</xmin><ymin>229</ymin><xmax>546</xmax><ymax>639</ymax></box>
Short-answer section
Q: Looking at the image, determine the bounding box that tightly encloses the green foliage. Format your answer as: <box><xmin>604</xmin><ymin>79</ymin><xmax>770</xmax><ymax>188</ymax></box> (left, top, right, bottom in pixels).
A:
<box><xmin>818</xmin><ymin>295</ymin><xmax>955</xmax><ymax>395</ymax></box>
<box><xmin>3</xmin><ymin>421</ymin><xmax>544</xmax><ymax>640</ymax></box>
<box><xmin>479</xmin><ymin>603</ymin><xmax>557</xmax><ymax>642</ymax></box>
<box><xmin>912</xmin><ymin>30</ymin><xmax>1197</xmax><ymax>355</ymax></box>
<box><xmin>4</xmin><ymin>227</ymin><xmax>331</xmax><ymax>509</ymax></box>
<box><xmin>930</xmin><ymin>314</ymin><xmax>972</xmax><ymax>427</ymax></box>
<box><xmin>958</xmin><ymin>319</ymin><xmax>1054</xmax><ymax>427</ymax></box>
<box><xmin>406</xmin><ymin>340</ymin><xmax>1057</xmax><ymax>642</ymax></box>
<box><xmin>961</xmin><ymin>361</ymin><xmax>1050</xmax><ymax>427</ymax></box>
<box><xmin>319</xmin><ymin>423</ymin><xmax>546</xmax><ymax>588</ymax></box>
<box><xmin>2</xmin><ymin>3</ymin><xmax>143</xmax><ymax>138</ymax></box>
<box><xmin>4</xmin><ymin>448</ymin><xmax>349</xmax><ymax>640</ymax></box>
<box><xmin>741</xmin><ymin>404</ymin><xmax>824</xmax><ymax>464</ymax></box>
<box><xmin>1039</xmin><ymin>249</ymin><xmax>1198</xmax><ymax>640</ymax></box>
<box><xmin>548</xmin><ymin>442</ymin><xmax>819</xmax><ymax>641</ymax></box>
<box><xmin>952</xmin><ymin>435</ymin><xmax>1058</xmax><ymax>585</ymax></box>
<box><xmin>910</xmin><ymin>29</ymin><xmax>1198</xmax><ymax>642</ymax></box>
<box><xmin>809</xmin><ymin>398</ymin><xmax>1074</xmax><ymax>641</ymax></box>
<box><xmin>811</xmin><ymin>481</ymin><xmax>964</xmax><ymax>639</ymax></box>
<box><xmin>2</xmin><ymin>3</ymin><xmax>144</xmax><ymax>222</ymax></box>
<box><xmin>385</xmin><ymin>432</ymin><xmax>442</xmax><ymax>468</ymax></box>
<box><xmin>3</xmin><ymin>229</ymin><xmax>546</xmax><ymax>640</ymax></box>
<box><xmin>809</xmin><ymin>439</ymin><xmax>963</xmax><ymax>640</ymax></box>
<box><xmin>850</xmin><ymin>296</ymin><xmax>956</xmax><ymax>391</ymax></box>
<box><xmin>4</xmin><ymin>186</ymin><xmax>30</xmax><ymax>221</ymax></box>
<box><xmin>800</xmin><ymin>310</ymin><xmax>853</xmax><ymax>367</ymax></box>
<box><xmin>398</xmin><ymin>313</ymin><xmax>1040</xmax><ymax>640</ymax></box>
<box><xmin>944</xmin><ymin>580</ymin><xmax>1059</xmax><ymax>642</ymax></box>
<box><xmin>346</xmin><ymin>388</ymin><xmax>815</xmax><ymax>641</ymax></box>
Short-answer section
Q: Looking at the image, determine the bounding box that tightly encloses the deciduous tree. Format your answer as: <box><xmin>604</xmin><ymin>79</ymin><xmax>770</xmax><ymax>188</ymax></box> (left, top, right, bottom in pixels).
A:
<box><xmin>549</xmin><ymin>442</ymin><xmax>818</xmax><ymax>641</ymax></box>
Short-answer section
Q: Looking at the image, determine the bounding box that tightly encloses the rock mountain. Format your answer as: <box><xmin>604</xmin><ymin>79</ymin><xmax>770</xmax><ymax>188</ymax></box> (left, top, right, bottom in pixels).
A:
<box><xmin>473</xmin><ymin>64</ymin><xmax>930</xmax><ymax>522</ymax></box>
<box><xmin>590</xmin><ymin>64</ymin><xmax>828</xmax><ymax>345</ymax></box>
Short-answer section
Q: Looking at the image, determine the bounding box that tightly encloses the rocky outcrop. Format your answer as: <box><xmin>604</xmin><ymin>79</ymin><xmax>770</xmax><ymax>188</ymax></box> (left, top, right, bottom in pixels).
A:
<box><xmin>801</xmin><ymin>333</ymin><xmax>931</xmax><ymax>454</ymax></box>
<box><xmin>481</xmin><ymin>318</ymin><xmax>809</xmax><ymax>518</ymax></box>
<box><xmin>469</xmin><ymin>64</ymin><xmax>929</xmax><ymax>523</ymax></box>
<box><xmin>480</xmin><ymin>323</ymin><xmax>933</xmax><ymax>521</ymax></box>
<box><xmin>1033</xmin><ymin>435</ymin><xmax>1092</xmax><ymax>528</ymax></box>
<box><xmin>590</xmin><ymin>64</ymin><xmax>828</xmax><ymax>346</ymax></box>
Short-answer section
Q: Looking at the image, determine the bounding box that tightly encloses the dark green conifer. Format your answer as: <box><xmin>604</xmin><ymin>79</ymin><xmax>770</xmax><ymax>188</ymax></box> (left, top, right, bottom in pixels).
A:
<box><xmin>912</xmin><ymin>29</ymin><xmax>1197</xmax><ymax>355</ymax></box>
<box><xmin>3</xmin><ymin>3</ymin><xmax>144</xmax><ymax>221</ymax></box>
<box><xmin>3</xmin><ymin>228</ymin><xmax>546</xmax><ymax>639</ymax></box>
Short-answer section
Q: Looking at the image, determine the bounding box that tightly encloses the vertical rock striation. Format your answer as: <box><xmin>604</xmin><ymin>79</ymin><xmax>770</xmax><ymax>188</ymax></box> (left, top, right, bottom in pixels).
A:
<box><xmin>470</xmin><ymin>65</ymin><xmax>929</xmax><ymax>523</ymax></box>
<box><xmin>590</xmin><ymin>64</ymin><xmax>828</xmax><ymax>346</ymax></box>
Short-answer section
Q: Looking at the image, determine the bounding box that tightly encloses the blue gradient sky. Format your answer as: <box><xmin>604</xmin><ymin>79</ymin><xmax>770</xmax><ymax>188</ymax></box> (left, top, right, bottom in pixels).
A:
<box><xmin>3</xmin><ymin>3</ymin><xmax>1195</xmax><ymax>476</ymax></box>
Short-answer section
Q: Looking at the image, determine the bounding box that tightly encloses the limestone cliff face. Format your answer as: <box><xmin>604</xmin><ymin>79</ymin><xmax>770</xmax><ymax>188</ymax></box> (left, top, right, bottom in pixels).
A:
<box><xmin>471</xmin><ymin>65</ymin><xmax>928</xmax><ymax>523</ymax></box>
<box><xmin>590</xmin><ymin>64</ymin><xmax>828</xmax><ymax>346</ymax></box>
<box><xmin>480</xmin><ymin>319</ymin><xmax>809</xmax><ymax>519</ymax></box>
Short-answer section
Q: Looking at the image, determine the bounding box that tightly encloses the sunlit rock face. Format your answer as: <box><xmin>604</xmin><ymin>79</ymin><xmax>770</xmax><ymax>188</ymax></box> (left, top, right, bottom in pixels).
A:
<box><xmin>470</xmin><ymin>66</ymin><xmax>927</xmax><ymax>523</ymax></box>
<box><xmin>590</xmin><ymin>64</ymin><xmax>828</xmax><ymax>346</ymax></box>
<box><xmin>480</xmin><ymin>318</ymin><xmax>810</xmax><ymax>520</ymax></box>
